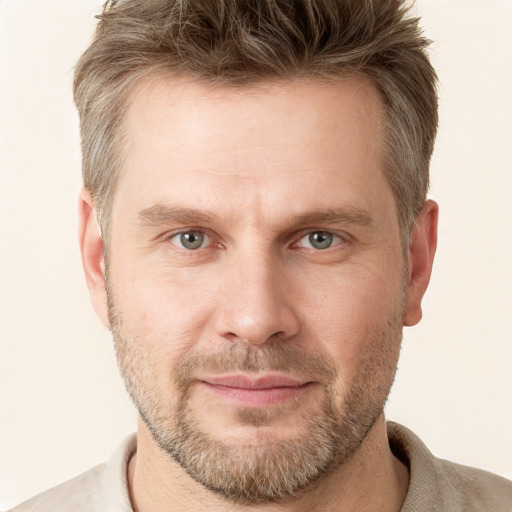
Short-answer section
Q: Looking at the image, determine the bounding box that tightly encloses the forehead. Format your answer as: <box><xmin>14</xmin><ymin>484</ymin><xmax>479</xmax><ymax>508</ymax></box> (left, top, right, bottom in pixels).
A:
<box><xmin>123</xmin><ymin>75</ymin><xmax>384</xmax><ymax>170</ymax></box>
<box><xmin>113</xmin><ymin>75</ymin><xmax>392</xmax><ymax>229</ymax></box>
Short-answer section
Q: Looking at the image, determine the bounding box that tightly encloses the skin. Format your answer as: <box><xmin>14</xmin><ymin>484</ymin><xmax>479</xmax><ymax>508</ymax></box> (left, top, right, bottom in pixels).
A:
<box><xmin>79</xmin><ymin>76</ymin><xmax>438</xmax><ymax>511</ymax></box>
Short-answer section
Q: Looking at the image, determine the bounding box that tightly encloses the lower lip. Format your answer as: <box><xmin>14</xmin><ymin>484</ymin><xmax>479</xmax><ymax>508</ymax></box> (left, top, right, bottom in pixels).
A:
<box><xmin>200</xmin><ymin>382</ymin><xmax>314</xmax><ymax>407</ymax></box>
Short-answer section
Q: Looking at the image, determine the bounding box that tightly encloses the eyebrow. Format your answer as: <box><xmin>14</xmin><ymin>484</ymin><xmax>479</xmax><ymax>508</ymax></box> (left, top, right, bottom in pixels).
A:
<box><xmin>137</xmin><ymin>204</ymin><xmax>373</xmax><ymax>229</ymax></box>
<box><xmin>290</xmin><ymin>207</ymin><xmax>373</xmax><ymax>228</ymax></box>
<box><xmin>138</xmin><ymin>205</ymin><xmax>216</xmax><ymax>226</ymax></box>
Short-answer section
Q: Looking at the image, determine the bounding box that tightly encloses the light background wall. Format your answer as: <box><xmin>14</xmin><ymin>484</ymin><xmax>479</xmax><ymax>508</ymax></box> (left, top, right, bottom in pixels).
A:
<box><xmin>0</xmin><ymin>0</ymin><xmax>511</xmax><ymax>509</ymax></box>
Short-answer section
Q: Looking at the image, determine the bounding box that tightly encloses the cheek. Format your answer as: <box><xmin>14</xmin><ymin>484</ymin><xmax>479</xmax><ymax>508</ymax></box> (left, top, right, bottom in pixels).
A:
<box><xmin>296</xmin><ymin>262</ymin><xmax>404</xmax><ymax>378</ymax></box>
<box><xmin>110</xmin><ymin>263</ymin><xmax>220</xmax><ymax>367</ymax></box>
<box><xmin>301</xmin><ymin>261</ymin><xmax>403</xmax><ymax>326</ymax></box>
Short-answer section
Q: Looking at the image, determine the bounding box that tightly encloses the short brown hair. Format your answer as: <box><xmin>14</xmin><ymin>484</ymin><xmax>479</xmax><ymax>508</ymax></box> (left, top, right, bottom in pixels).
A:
<box><xmin>74</xmin><ymin>0</ymin><xmax>438</xmax><ymax>242</ymax></box>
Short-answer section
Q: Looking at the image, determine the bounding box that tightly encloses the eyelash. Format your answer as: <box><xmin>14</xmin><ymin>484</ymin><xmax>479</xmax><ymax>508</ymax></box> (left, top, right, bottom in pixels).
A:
<box><xmin>167</xmin><ymin>229</ymin><xmax>217</xmax><ymax>251</ymax></box>
<box><xmin>165</xmin><ymin>229</ymin><xmax>350</xmax><ymax>253</ymax></box>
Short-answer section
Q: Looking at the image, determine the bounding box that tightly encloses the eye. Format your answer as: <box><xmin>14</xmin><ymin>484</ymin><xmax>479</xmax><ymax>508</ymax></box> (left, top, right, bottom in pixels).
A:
<box><xmin>169</xmin><ymin>230</ymin><xmax>210</xmax><ymax>250</ymax></box>
<box><xmin>298</xmin><ymin>231</ymin><xmax>342</xmax><ymax>250</ymax></box>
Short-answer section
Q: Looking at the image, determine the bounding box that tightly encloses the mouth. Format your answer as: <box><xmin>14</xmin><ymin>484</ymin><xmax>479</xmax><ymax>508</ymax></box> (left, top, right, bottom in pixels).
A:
<box><xmin>198</xmin><ymin>374</ymin><xmax>316</xmax><ymax>407</ymax></box>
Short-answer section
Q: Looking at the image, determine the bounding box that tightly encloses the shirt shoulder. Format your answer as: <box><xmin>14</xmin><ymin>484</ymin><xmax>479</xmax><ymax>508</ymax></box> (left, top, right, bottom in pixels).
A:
<box><xmin>8</xmin><ymin>434</ymin><xmax>136</xmax><ymax>512</ymax></box>
<box><xmin>387</xmin><ymin>422</ymin><xmax>512</xmax><ymax>512</ymax></box>
<box><xmin>432</xmin><ymin>457</ymin><xmax>512</xmax><ymax>512</ymax></box>
<box><xmin>9</xmin><ymin>463</ymin><xmax>108</xmax><ymax>512</ymax></box>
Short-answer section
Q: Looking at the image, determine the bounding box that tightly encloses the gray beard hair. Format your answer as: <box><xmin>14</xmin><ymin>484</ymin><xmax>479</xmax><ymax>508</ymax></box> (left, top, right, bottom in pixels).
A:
<box><xmin>145</xmin><ymin>385</ymin><xmax>375</xmax><ymax>504</ymax></box>
<box><xmin>111</xmin><ymin>325</ymin><xmax>400</xmax><ymax>504</ymax></box>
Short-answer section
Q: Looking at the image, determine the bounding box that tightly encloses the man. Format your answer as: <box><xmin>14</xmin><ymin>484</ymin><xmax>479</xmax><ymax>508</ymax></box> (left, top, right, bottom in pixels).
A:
<box><xmin>10</xmin><ymin>0</ymin><xmax>511</xmax><ymax>511</ymax></box>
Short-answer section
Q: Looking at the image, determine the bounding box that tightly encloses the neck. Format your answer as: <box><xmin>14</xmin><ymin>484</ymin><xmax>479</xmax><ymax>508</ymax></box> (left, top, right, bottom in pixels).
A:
<box><xmin>128</xmin><ymin>414</ymin><xmax>409</xmax><ymax>512</ymax></box>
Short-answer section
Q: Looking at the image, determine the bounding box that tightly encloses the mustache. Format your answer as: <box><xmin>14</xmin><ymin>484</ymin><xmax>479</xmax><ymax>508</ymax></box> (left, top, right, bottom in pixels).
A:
<box><xmin>173</xmin><ymin>342</ymin><xmax>338</xmax><ymax>388</ymax></box>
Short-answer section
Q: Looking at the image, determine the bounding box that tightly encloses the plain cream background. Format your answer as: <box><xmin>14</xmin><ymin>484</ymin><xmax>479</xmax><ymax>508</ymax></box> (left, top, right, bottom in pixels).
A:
<box><xmin>1</xmin><ymin>0</ymin><xmax>511</xmax><ymax>509</ymax></box>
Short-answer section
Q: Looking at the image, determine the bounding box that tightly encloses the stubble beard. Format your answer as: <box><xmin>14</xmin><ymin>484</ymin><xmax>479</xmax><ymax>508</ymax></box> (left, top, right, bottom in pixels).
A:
<box><xmin>108</xmin><ymin>290</ymin><xmax>403</xmax><ymax>504</ymax></box>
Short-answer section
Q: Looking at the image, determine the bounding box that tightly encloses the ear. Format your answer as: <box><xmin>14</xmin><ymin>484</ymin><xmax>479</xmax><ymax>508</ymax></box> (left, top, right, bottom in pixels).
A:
<box><xmin>78</xmin><ymin>189</ymin><xmax>110</xmax><ymax>329</ymax></box>
<box><xmin>402</xmin><ymin>199</ymin><xmax>439</xmax><ymax>327</ymax></box>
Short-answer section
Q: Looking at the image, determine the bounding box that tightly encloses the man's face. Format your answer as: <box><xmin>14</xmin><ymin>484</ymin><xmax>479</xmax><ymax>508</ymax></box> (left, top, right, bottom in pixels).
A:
<box><xmin>102</xmin><ymin>77</ymin><xmax>408</xmax><ymax>502</ymax></box>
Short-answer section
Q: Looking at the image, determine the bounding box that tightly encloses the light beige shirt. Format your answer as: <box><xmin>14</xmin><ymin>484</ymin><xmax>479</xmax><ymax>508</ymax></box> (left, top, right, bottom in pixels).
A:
<box><xmin>10</xmin><ymin>422</ymin><xmax>512</xmax><ymax>511</ymax></box>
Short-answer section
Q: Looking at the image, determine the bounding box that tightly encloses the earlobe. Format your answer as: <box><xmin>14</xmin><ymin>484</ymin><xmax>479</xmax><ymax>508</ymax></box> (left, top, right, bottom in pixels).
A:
<box><xmin>78</xmin><ymin>189</ymin><xmax>110</xmax><ymax>329</ymax></box>
<box><xmin>402</xmin><ymin>199</ymin><xmax>439</xmax><ymax>327</ymax></box>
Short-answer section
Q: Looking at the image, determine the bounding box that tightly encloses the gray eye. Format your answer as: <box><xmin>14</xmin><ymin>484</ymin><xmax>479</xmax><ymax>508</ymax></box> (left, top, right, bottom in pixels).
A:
<box><xmin>171</xmin><ymin>231</ymin><xmax>208</xmax><ymax>250</ymax></box>
<box><xmin>307</xmin><ymin>231</ymin><xmax>334</xmax><ymax>250</ymax></box>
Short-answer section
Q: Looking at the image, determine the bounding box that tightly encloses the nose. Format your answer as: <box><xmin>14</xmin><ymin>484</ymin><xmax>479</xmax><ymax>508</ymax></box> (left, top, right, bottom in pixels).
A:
<box><xmin>214</xmin><ymin>250</ymin><xmax>300</xmax><ymax>345</ymax></box>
